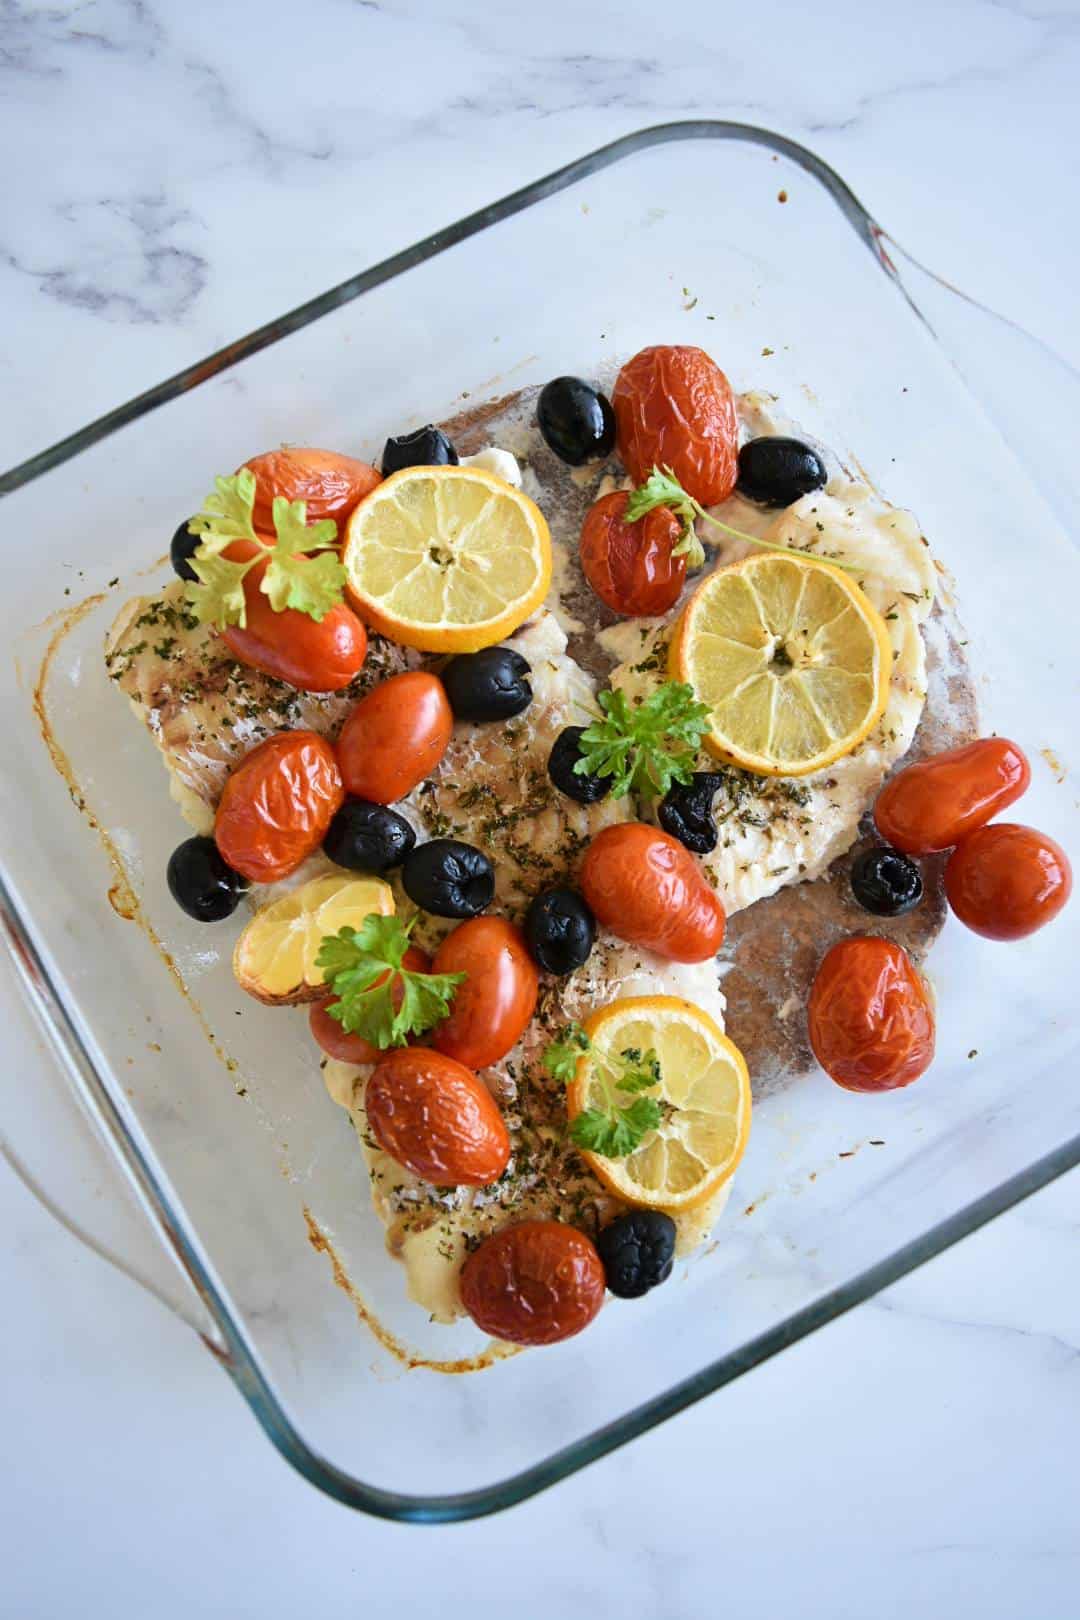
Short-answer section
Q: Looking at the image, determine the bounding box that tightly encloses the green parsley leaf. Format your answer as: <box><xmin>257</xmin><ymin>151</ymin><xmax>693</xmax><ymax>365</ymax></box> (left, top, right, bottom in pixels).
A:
<box><xmin>544</xmin><ymin>1028</ymin><xmax>665</xmax><ymax>1159</ymax></box>
<box><xmin>261</xmin><ymin>497</ymin><xmax>346</xmax><ymax>621</ymax></box>
<box><xmin>184</xmin><ymin>546</ymin><xmax>253</xmax><ymax>631</ymax></box>
<box><xmin>315</xmin><ymin>914</ymin><xmax>464</xmax><ymax>1050</ymax></box>
<box><xmin>575</xmin><ymin>681</ymin><xmax>709</xmax><ymax>798</ymax></box>
<box><xmin>542</xmin><ymin>1023</ymin><xmax>591</xmax><ymax>1084</ymax></box>
<box><xmin>188</xmin><ymin>469</ymin><xmax>260</xmax><ymax>545</ymax></box>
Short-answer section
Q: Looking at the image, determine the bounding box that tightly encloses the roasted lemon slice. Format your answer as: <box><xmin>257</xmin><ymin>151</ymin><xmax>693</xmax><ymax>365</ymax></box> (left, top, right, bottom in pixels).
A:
<box><xmin>671</xmin><ymin>552</ymin><xmax>891</xmax><ymax>777</ymax></box>
<box><xmin>342</xmin><ymin>465</ymin><xmax>552</xmax><ymax>652</ymax></box>
<box><xmin>567</xmin><ymin>996</ymin><xmax>750</xmax><ymax>1211</ymax></box>
<box><xmin>233</xmin><ymin>873</ymin><xmax>394</xmax><ymax>1005</ymax></box>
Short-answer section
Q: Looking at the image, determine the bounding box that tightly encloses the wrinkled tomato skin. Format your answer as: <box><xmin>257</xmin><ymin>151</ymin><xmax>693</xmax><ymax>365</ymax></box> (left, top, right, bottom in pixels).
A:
<box><xmin>874</xmin><ymin>738</ymin><xmax>1030</xmax><ymax>855</ymax></box>
<box><xmin>365</xmin><ymin>1047</ymin><xmax>510</xmax><ymax>1186</ymax></box>
<box><xmin>214</xmin><ymin>731</ymin><xmax>343</xmax><ymax>884</ymax></box>
<box><xmin>580</xmin><ymin>823</ymin><xmax>725</xmax><ymax>963</ymax></box>
<box><xmin>579</xmin><ymin>490</ymin><xmax>686</xmax><ymax>617</ymax></box>
<box><xmin>309</xmin><ymin>946</ymin><xmax>431</xmax><ymax>1065</ymax></box>
<box><xmin>336</xmin><ymin>672</ymin><xmax>453</xmax><ymax>804</ymax></box>
<box><xmin>431</xmin><ymin>917</ymin><xmax>539</xmax><ymax>1069</ymax></box>
<box><xmin>459</xmin><ymin>1220</ymin><xmax>606</xmax><ymax>1346</ymax></box>
<box><xmin>220</xmin><ymin>553</ymin><xmax>367</xmax><ymax>693</ymax></box>
<box><xmin>242</xmin><ymin>447</ymin><xmax>381</xmax><ymax>533</ymax></box>
<box><xmin>945</xmin><ymin>823</ymin><xmax>1072</xmax><ymax>941</ymax></box>
<box><xmin>808</xmin><ymin>936</ymin><xmax>935</xmax><ymax>1093</ymax></box>
<box><xmin>612</xmin><ymin>345</ymin><xmax>739</xmax><ymax>506</ymax></box>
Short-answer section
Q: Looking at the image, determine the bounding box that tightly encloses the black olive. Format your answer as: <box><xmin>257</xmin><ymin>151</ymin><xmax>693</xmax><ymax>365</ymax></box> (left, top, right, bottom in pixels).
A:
<box><xmin>170</xmin><ymin>519</ymin><xmax>202</xmax><ymax>583</ymax></box>
<box><xmin>402</xmin><ymin>839</ymin><xmax>494</xmax><ymax>918</ymax></box>
<box><xmin>658</xmin><ymin>771</ymin><xmax>727</xmax><ymax>854</ymax></box>
<box><xmin>381</xmin><ymin>425</ymin><xmax>459</xmax><ymax>475</ymax></box>
<box><xmin>736</xmin><ymin>436</ymin><xmax>827</xmax><ymax>508</ymax></box>
<box><xmin>323</xmin><ymin>799</ymin><xmax>416</xmax><ymax>873</ymax></box>
<box><xmin>547</xmin><ymin>727</ymin><xmax>610</xmax><ymax>804</ymax></box>
<box><xmin>524</xmin><ymin>887</ymin><xmax>596</xmax><ymax>975</ymax></box>
<box><xmin>441</xmin><ymin>648</ymin><xmax>533</xmax><ymax>723</ymax></box>
<box><xmin>596</xmin><ymin>1210</ymin><xmax>677</xmax><ymax>1299</ymax></box>
<box><xmin>536</xmin><ymin>377</ymin><xmax>616</xmax><ymax>466</ymax></box>
<box><xmin>167</xmin><ymin>836</ymin><xmax>248</xmax><ymax>922</ymax></box>
<box><xmin>851</xmin><ymin>846</ymin><xmax>924</xmax><ymax>917</ymax></box>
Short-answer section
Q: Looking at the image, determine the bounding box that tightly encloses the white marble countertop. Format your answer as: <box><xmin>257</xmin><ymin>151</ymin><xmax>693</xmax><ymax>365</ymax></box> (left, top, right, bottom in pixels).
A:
<box><xmin>2</xmin><ymin>2</ymin><xmax>1078</xmax><ymax>1614</ymax></box>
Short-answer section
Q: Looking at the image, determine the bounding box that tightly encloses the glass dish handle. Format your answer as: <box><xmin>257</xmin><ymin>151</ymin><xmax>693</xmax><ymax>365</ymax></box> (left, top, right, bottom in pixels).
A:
<box><xmin>0</xmin><ymin>917</ymin><xmax>222</xmax><ymax>1344</ymax></box>
<box><xmin>877</xmin><ymin>229</ymin><xmax>1080</xmax><ymax>530</ymax></box>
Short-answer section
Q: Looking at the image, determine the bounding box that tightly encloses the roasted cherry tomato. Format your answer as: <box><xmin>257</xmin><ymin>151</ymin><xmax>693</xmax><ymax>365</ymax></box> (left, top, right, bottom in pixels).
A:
<box><xmin>874</xmin><ymin>738</ymin><xmax>1030</xmax><ymax>855</ymax></box>
<box><xmin>214</xmin><ymin>731</ymin><xmax>343</xmax><ymax>883</ymax></box>
<box><xmin>945</xmin><ymin>823</ymin><xmax>1072</xmax><ymax>941</ymax></box>
<box><xmin>365</xmin><ymin>1047</ymin><xmax>510</xmax><ymax>1186</ymax></box>
<box><xmin>220</xmin><ymin>549</ymin><xmax>367</xmax><ymax>693</ymax></box>
<box><xmin>458</xmin><ymin>1220</ymin><xmax>606</xmax><ymax>1346</ymax></box>
<box><xmin>336</xmin><ymin>671</ymin><xmax>453</xmax><ymax>804</ymax></box>
<box><xmin>580</xmin><ymin>822</ymin><xmax>725</xmax><ymax>963</ymax></box>
<box><xmin>309</xmin><ymin>945</ymin><xmax>431</xmax><ymax>1066</ymax></box>
<box><xmin>430</xmin><ymin>917</ymin><xmax>539</xmax><ymax>1069</ymax></box>
<box><xmin>611</xmin><ymin>345</ymin><xmax>739</xmax><ymax>506</ymax></box>
<box><xmin>242</xmin><ymin>447</ymin><xmax>381</xmax><ymax>532</ymax></box>
<box><xmin>808</xmin><ymin>936</ymin><xmax>935</xmax><ymax>1093</ymax></box>
<box><xmin>579</xmin><ymin>490</ymin><xmax>686</xmax><ymax>617</ymax></box>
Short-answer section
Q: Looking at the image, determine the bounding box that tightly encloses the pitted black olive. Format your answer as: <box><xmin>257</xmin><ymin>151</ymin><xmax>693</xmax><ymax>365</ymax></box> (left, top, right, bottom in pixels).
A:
<box><xmin>736</xmin><ymin>436</ymin><xmax>827</xmax><ymax>508</ymax></box>
<box><xmin>596</xmin><ymin>1210</ymin><xmax>677</xmax><ymax>1299</ymax></box>
<box><xmin>537</xmin><ymin>377</ymin><xmax>616</xmax><ymax>466</ymax></box>
<box><xmin>401</xmin><ymin>839</ymin><xmax>495</xmax><ymax>918</ymax></box>
<box><xmin>381</xmin><ymin>425</ymin><xmax>459</xmax><ymax>474</ymax></box>
<box><xmin>851</xmin><ymin>846</ymin><xmax>924</xmax><ymax>917</ymax></box>
<box><xmin>441</xmin><ymin>647</ymin><xmax>533</xmax><ymax>723</ymax></box>
<box><xmin>547</xmin><ymin>726</ymin><xmax>610</xmax><ymax>804</ymax></box>
<box><xmin>167</xmin><ymin>836</ymin><xmax>248</xmax><ymax>922</ymax></box>
<box><xmin>658</xmin><ymin>771</ymin><xmax>727</xmax><ymax>854</ymax></box>
<box><xmin>170</xmin><ymin>519</ymin><xmax>202</xmax><ymax>583</ymax></box>
<box><xmin>524</xmin><ymin>887</ymin><xmax>596</xmax><ymax>975</ymax></box>
<box><xmin>323</xmin><ymin>799</ymin><xmax>416</xmax><ymax>873</ymax></box>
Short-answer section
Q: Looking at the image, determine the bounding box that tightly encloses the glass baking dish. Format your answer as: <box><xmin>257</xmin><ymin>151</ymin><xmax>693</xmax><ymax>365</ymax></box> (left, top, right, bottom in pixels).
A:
<box><xmin>2</xmin><ymin>122</ymin><xmax>1078</xmax><ymax>1523</ymax></box>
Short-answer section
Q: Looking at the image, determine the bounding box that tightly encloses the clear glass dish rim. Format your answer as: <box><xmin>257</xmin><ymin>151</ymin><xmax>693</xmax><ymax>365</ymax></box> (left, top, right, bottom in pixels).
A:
<box><xmin>3</xmin><ymin>119</ymin><xmax>1078</xmax><ymax>1522</ymax></box>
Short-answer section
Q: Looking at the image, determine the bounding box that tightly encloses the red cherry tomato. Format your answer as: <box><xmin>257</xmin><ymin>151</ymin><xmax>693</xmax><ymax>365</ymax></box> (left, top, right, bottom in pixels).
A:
<box><xmin>220</xmin><ymin>550</ymin><xmax>367</xmax><ymax>693</ymax></box>
<box><xmin>579</xmin><ymin>490</ymin><xmax>686</xmax><ymax>617</ymax></box>
<box><xmin>242</xmin><ymin>447</ymin><xmax>381</xmax><ymax>533</ymax></box>
<box><xmin>309</xmin><ymin>945</ymin><xmax>431</xmax><ymax>1065</ymax></box>
<box><xmin>430</xmin><ymin>917</ymin><xmax>539</xmax><ymax>1069</ymax></box>
<box><xmin>808</xmin><ymin>936</ymin><xmax>935</xmax><ymax>1093</ymax></box>
<box><xmin>612</xmin><ymin>345</ymin><xmax>739</xmax><ymax>506</ymax></box>
<box><xmin>214</xmin><ymin>731</ymin><xmax>343</xmax><ymax>883</ymax></box>
<box><xmin>336</xmin><ymin>671</ymin><xmax>453</xmax><ymax>804</ymax></box>
<box><xmin>365</xmin><ymin>1047</ymin><xmax>510</xmax><ymax>1186</ymax></box>
<box><xmin>580</xmin><ymin>822</ymin><xmax>725</xmax><ymax>963</ymax></box>
<box><xmin>874</xmin><ymin>738</ymin><xmax>1030</xmax><ymax>855</ymax></box>
<box><xmin>945</xmin><ymin>823</ymin><xmax>1072</xmax><ymax>941</ymax></box>
<box><xmin>459</xmin><ymin>1220</ymin><xmax>606</xmax><ymax>1346</ymax></box>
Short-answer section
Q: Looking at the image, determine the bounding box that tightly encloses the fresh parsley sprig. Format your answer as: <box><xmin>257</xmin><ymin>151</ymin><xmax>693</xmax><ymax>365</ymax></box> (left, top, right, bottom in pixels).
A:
<box><xmin>315</xmin><ymin>914</ymin><xmax>464</xmax><ymax>1051</ymax></box>
<box><xmin>624</xmin><ymin>464</ymin><xmax>863</xmax><ymax>576</ymax></box>
<box><xmin>544</xmin><ymin>1023</ymin><xmax>664</xmax><ymax>1158</ymax></box>
<box><xmin>575</xmin><ymin>682</ymin><xmax>709</xmax><ymax>799</ymax></box>
<box><xmin>184</xmin><ymin>469</ymin><xmax>346</xmax><ymax>628</ymax></box>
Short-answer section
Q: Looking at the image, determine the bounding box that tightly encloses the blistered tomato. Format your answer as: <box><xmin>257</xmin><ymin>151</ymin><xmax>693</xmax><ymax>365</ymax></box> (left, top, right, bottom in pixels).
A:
<box><xmin>242</xmin><ymin>447</ymin><xmax>381</xmax><ymax>532</ymax></box>
<box><xmin>459</xmin><ymin>1220</ymin><xmax>606</xmax><ymax>1346</ymax></box>
<box><xmin>945</xmin><ymin>823</ymin><xmax>1072</xmax><ymax>941</ymax></box>
<box><xmin>220</xmin><ymin>546</ymin><xmax>367</xmax><ymax>693</ymax></box>
<box><xmin>430</xmin><ymin>917</ymin><xmax>539</xmax><ymax>1069</ymax></box>
<box><xmin>579</xmin><ymin>490</ymin><xmax>686</xmax><ymax>617</ymax></box>
<box><xmin>874</xmin><ymin>738</ymin><xmax>1030</xmax><ymax>855</ymax></box>
<box><xmin>308</xmin><ymin>945</ymin><xmax>431</xmax><ymax>1065</ymax></box>
<box><xmin>365</xmin><ymin>1047</ymin><xmax>510</xmax><ymax>1186</ymax></box>
<box><xmin>214</xmin><ymin>731</ymin><xmax>343</xmax><ymax>883</ymax></box>
<box><xmin>580</xmin><ymin>823</ymin><xmax>725</xmax><ymax>963</ymax></box>
<box><xmin>808</xmin><ymin>936</ymin><xmax>935</xmax><ymax>1093</ymax></box>
<box><xmin>336</xmin><ymin>672</ymin><xmax>453</xmax><ymax>804</ymax></box>
<box><xmin>611</xmin><ymin>345</ymin><xmax>739</xmax><ymax>506</ymax></box>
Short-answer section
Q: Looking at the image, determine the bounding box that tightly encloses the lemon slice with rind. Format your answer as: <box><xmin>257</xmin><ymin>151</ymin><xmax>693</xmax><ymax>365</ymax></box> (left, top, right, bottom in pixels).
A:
<box><xmin>671</xmin><ymin>551</ymin><xmax>891</xmax><ymax>777</ymax></box>
<box><xmin>567</xmin><ymin>995</ymin><xmax>751</xmax><ymax>1211</ymax></box>
<box><xmin>233</xmin><ymin>873</ymin><xmax>394</xmax><ymax>1005</ymax></box>
<box><xmin>343</xmin><ymin>465</ymin><xmax>552</xmax><ymax>652</ymax></box>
